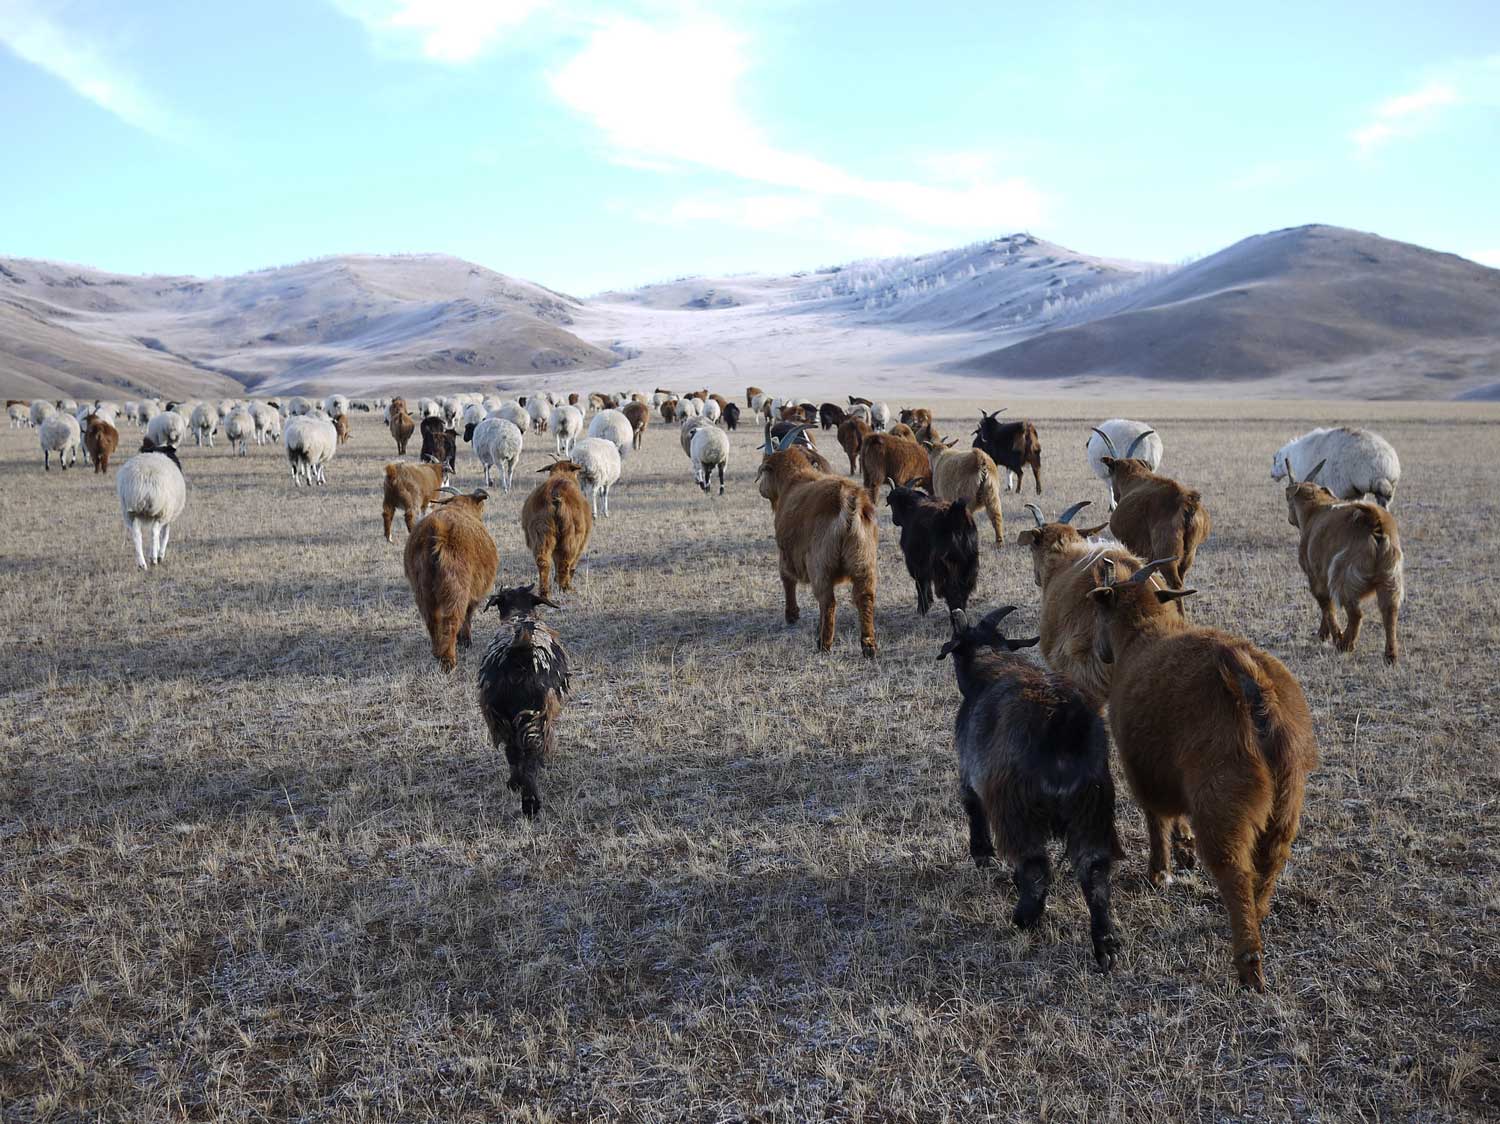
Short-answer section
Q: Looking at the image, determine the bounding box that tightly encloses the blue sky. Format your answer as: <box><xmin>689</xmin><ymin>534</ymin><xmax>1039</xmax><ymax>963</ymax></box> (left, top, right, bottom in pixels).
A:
<box><xmin>2</xmin><ymin>0</ymin><xmax>1497</xmax><ymax>293</ymax></box>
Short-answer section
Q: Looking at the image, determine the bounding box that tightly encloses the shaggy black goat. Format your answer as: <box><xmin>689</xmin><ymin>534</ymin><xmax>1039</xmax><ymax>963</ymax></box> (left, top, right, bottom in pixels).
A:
<box><xmin>722</xmin><ymin>402</ymin><xmax>741</xmax><ymax>431</ymax></box>
<box><xmin>885</xmin><ymin>481</ymin><xmax>978</xmax><ymax>615</ymax></box>
<box><xmin>477</xmin><ymin>584</ymin><xmax>571</xmax><ymax>817</ymax></box>
<box><xmin>939</xmin><ymin>605</ymin><xmax>1121</xmax><ymax>970</ymax></box>
<box><xmin>420</xmin><ymin>415</ymin><xmax>458</xmax><ymax>476</ymax></box>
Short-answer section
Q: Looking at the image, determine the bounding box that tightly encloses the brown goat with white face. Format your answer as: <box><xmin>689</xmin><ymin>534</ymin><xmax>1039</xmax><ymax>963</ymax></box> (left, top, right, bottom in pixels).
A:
<box><xmin>403</xmin><ymin>489</ymin><xmax>499</xmax><ymax>672</ymax></box>
<box><xmin>1016</xmin><ymin>501</ymin><xmax>1141</xmax><ymax>711</ymax></box>
<box><xmin>1099</xmin><ymin>455</ymin><xmax>1211</xmax><ymax>602</ymax></box>
<box><xmin>858</xmin><ymin>432</ymin><xmax>929</xmax><ymax>499</ymax></box>
<box><xmin>522</xmin><ymin>460</ymin><xmax>593</xmax><ymax>600</ymax></box>
<box><xmin>837</xmin><ymin>416</ymin><xmax>872</xmax><ymax>475</ymax></box>
<box><xmin>757</xmin><ymin>425</ymin><xmax>879</xmax><ymax>656</ymax></box>
<box><xmin>1284</xmin><ymin>460</ymin><xmax>1403</xmax><ymax>663</ymax></box>
<box><xmin>382</xmin><ymin>460</ymin><xmax>446</xmax><ymax>541</ymax></box>
<box><xmin>1088</xmin><ymin>558</ymin><xmax>1319</xmax><ymax>991</ymax></box>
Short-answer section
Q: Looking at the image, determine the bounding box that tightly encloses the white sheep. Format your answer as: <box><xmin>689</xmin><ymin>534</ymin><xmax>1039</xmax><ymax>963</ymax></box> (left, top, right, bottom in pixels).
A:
<box><xmin>495</xmin><ymin>401</ymin><xmax>530</xmax><ymax>433</ymax></box>
<box><xmin>675</xmin><ymin>396</ymin><xmax>703</xmax><ymax>420</ymax></box>
<box><xmin>224</xmin><ymin>409</ymin><xmax>255</xmax><ymax>456</ymax></box>
<box><xmin>190</xmin><ymin>402</ymin><xmax>219</xmax><ymax>446</ymax></box>
<box><xmin>117</xmin><ymin>440</ymin><xmax>187</xmax><ymax>570</ymax></box>
<box><xmin>30</xmin><ymin>400</ymin><xmax>55</xmax><ymax>427</ymax></box>
<box><xmin>251</xmin><ymin>402</ymin><xmax>281</xmax><ymax>444</ymax></box>
<box><xmin>284</xmin><ymin>415</ymin><xmax>337</xmax><ymax>485</ymax></box>
<box><xmin>569</xmin><ymin>437</ymin><xmax>622</xmax><ymax>518</ymax></box>
<box><xmin>462</xmin><ymin>403</ymin><xmax>487</xmax><ymax>432</ymax></box>
<box><xmin>138</xmin><ymin>400</ymin><xmax>161</xmax><ymax>426</ymax></box>
<box><xmin>39</xmin><ymin>412</ymin><xmax>81</xmax><ymax>470</ymax></box>
<box><xmin>690</xmin><ymin>423</ymin><xmax>731</xmax><ymax>495</ymax></box>
<box><xmin>526</xmin><ymin>395</ymin><xmax>550</xmax><ymax>434</ymax></box>
<box><xmin>57</xmin><ymin>398</ymin><xmax>78</xmax><ymax>414</ymax></box>
<box><xmin>8</xmin><ymin>404</ymin><xmax>28</xmax><ymax>428</ymax></box>
<box><xmin>323</xmin><ymin>394</ymin><xmax>350</xmax><ymax>417</ymax></box>
<box><xmin>551</xmin><ymin>404</ymin><xmax>584</xmax><ymax>455</ymax></box>
<box><xmin>146</xmin><ymin>410</ymin><xmax>188</xmax><ymax>447</ymax></box>
<box><xmin>285</xmin><ymin>396</ymin><xmax>316</xmax><ymax>417</ymax></box>
<box><xmin>701</xmin><ymin>397</ymin><xmax>722</xmax><ymax>423</ymax></box>
<box><xmin>870</xmin><ymin>402</ymin><xmax>891</xmax><ymax>431</ymax></box>
<box><xmin>1272</xmin><ymin>427</ymin><xmax>1402</xmax><ymax>508</ymax></box>
<box><xmin>587</xmin><ymin>408</ymin><xmax>634</xmax><ymax>459</ymax></box>
<box><xmin>1086</xmin><ymin>420</ymin><xmax>1164</xmax><ymax>509</ymax></box>
<box><xmin>474</xmin><ymin>417</ymin><xmax>524</xmax><ymax>491</ymax></box>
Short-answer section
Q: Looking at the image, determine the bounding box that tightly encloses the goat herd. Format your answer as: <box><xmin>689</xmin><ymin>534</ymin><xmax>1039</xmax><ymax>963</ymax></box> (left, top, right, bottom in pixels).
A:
<box><xmin>11</xmin><ymin>388</ymin><xmax>1409</xmax><ymax>992</ymax></box>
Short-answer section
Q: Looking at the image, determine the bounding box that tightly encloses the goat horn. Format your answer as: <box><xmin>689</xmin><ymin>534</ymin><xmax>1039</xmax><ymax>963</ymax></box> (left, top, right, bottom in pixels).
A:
<box><xmin>1124</xmin><ymin>429</ymin><xmax>1156</xmax><ymax>459</ymax></box>
<box><xmin>1023</xmin><ymin>502</ymin><xmax>1046</xmax><ymax>528</ymax></box>
<box><xmin>1058</xmin><ymin>500</ymin><xmax>1092</xmax><ymax>525</ymax></box>
<box><xmin>1090</xmin><ymin>427</ymin><xmax>1120</xmax><ymax>458</ymax></box>
<box><xmin>1099</xmin><ymin>557</ymin><xmax>1117</xmax><ymax>586</ymax></box>
<box><xmin>1306</xmin><ymin>458</ymin><xmax>1327</xmax><ymax>483</ymax></box>
<box><xmin>760</xmin><ymin>422</ymin><xmax>776</xmax><ymax>454</ymax></box>
<box><xmin>1127</xmin><ymin>557</ymin><xmax>1179</xmax><ymax>585</ymax></box>
<box><xmin>777</xmin><ymin>424</ymin><xmax>812</xmax><ymax>452</ymax></box>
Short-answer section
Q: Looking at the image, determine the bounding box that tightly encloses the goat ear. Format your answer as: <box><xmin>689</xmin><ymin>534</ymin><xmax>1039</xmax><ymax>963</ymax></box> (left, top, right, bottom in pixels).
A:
<box><xmin>1017</xmin><ymin>529</ymin><xmax>1039</xmax><ymax>547</ymax></box>
<box><xmin>1156</xmin><ymin>587</ymin><xmax>1197</xmax><ymax>604</ymax></box>
<box><xmin>1079</xmin><ymin>522</ymin><xmax>1109</xmax><ymax>537</ymax></box>
<box><xmin>1088</xmin><ymin>586</ymin><xmax>1116</xmax><ymax>606</ymax></box>
<box><xmin>944</xmin><ymin>437</ymin><xmax>958</xmax><ymax>448</ymax></box>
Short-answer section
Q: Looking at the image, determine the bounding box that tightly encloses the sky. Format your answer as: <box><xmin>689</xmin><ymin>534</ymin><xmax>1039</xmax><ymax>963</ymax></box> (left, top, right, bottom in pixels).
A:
<box><xmin>1</xmin><ymin>0</ymin><xmax>1497</xmax><ymax>293</ymax></box>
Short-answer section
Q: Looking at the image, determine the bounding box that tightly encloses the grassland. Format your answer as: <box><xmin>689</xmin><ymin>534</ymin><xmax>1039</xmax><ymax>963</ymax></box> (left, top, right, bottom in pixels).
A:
<box><xmin>1</xmin><ymin>398</ymin><xmax>1496</xmax><ymax>1122</ymax></box>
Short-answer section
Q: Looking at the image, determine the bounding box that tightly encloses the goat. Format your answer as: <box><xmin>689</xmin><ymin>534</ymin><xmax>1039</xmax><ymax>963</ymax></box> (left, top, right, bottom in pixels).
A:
<box><xmin>478</xmin><ymin>584</ymin><xmax>571</xmax><ymax>817</ymax></box>
<box><xmin>622</xmin><ymin>400</ymin><xmax>650</xmax><ymax>450</ymax></box>
<box><xmin>1284</xmin><ymin>460</ymin><xmax>1404</xmax><ymax>663</ymax></box>
<box><xmin>900</xmin><ymin>407</ymin><xmax>938</xmax><ymax>443</ymax></box>
<box><xmin>858</xmin><ymin>432</ymin><xmax>929</xmax><ymax>498</ymax></box>
<box><xmin>940</xmin><ymin>605</ymin><xmax>1120</xmax><ymax>970</ymax></box>
<box><xmin>1016</xmin><ymin>501</ymin><xmax>1137</xmax><ymax>711</ymax></box>
<box><xmin>84</xmin><ymin>415</ymin><xmax>119</xmax><ymax>474</ymax></box>
<box><xmin>973</xmin><ymin>409</ymin><xmax>1042</xmax><ymax>494</ymax></box>
<box><xmin>332</xmin><ymin>412</ymin><xmax>351</xmax><ymax>446</ymax></box>
<box><xmin>819</xmin><ymin>403</ymin><xmax>847</xmax><ymax>430</ymax></box>
<box><xmin>1099</xmin><ymin>455</ymin><xmax>1211</xmax><ymax>599</ymax></box>
<box><xmin>722</xmin><ymin>402</ymin><xmax>741</xmax><ymax>431</ymax></box>
<box><xmin>523</xmin><ymin>461</ymin><xmax>593</xmax><ymax>599</ymax></box>
<box><xmin>757</xmin><ymin>425</ymin><xmax>878</xmax><ymax>655</ymax></box>
<box><xmin>382</xmin><ymin>460</ymin><xmax>446</xmax><ymax>542</ymax></box>
<box><xmin>888</xmin><ymin>422</ymin><xmax>916</xmax><ymax>442</ymax></box>
<box><xmin>1273</xmin><ymin>427</ymin><xmax>1401</xmax><ymax>509</ymax></box>
<box><xmin>419</xmin><ymin>415</ymin><xmax>457</xmax><ymax>477</ymax></box>
<box><xmin>117</xmin><ymin>438</ymin><xmax>186</xmax><ymax>570</ymax></box>
<box><xmin>885</xmin><ymin>482</ymin><xmax>978</xmax><ymax>615</ymax></box>
<box><xmin>1087</xmin><ymin>423</ymin><xmax>1162</xmax><ymax>509</ymax></box>
<box><xmin>746</xmin><ymin>385</ymin><xmax>764</xmax><ymax>408</ymax></box>
<box><xmin>837</xmin><ymin>416</ymin><xmax>872</xmax><ymax>475</ymax></box>
<box><xmin>403</xmin><ymin>489</ymin><xmax>499</xmax><ymax>671</ymax></box>
<box><xmin>389</xmin><ymin>406</ymin><xmax>416</xmax><ymax>454</ymax></box>
<box><xmin>1088</xmin><ymin>558</ymin><xmax>1319</xmax><ymax>991</ymax></box>
<box><xmin>924</xmin><ymin>438</ymin><xmax>1005</xmax><ymax>546</ymax></box>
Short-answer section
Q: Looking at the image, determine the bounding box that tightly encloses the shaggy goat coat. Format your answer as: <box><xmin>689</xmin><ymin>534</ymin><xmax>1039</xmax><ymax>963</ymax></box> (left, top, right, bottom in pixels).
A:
<box><xmin>522</xmin><ymin>463</ymin><xmax>593</xmax><ymax>599</ymax></box>
<box><xmin>403</xmin><ymin>492</ymin><xmax>499</xmax><ymax>671</ymax></box>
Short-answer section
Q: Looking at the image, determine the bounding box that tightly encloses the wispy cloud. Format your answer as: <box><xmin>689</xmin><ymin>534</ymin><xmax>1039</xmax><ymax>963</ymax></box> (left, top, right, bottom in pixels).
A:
<box><xmin>548</xmin><ymin>16</ymin><xmax>1044</xmax><ymax>237</ymax></box>
<box><xmin>0</xmin><ymin>2</ymin><xmax>184</xmax><ymax>138</ymax></box>
<box><xmin>1351</xmin><ymin>80</ymin><xmax>1462</xmax><ymax>153</ymax></box>
<box><xmin>332</xmin><ymin>0</ymin><xmax>549</xmax><ymax>62</ymax></box>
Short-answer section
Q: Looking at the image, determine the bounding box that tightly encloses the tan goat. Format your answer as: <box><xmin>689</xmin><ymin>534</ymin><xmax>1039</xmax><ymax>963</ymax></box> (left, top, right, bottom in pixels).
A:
<box><xmin>924</xmin><ymin>438</ymin><xmax>1006</xmax><ymax>545</ymax></box>
<box><xmin>382</xmin><ymin>460</ymin><xmax>446</xmax><ymax>541</ymax></box>
<box><xmin>1100</xmin><ymin>455</ymin><xmax>1211</xmax><ymax>601</ymax></box>
<box><xmin>523</xmin><ymin>461</ymin><xmax>593</xmax><ymax>599</ymax></box>
<box><xmin>403</xmin><ymin>489</ymin><xmax>499</xmax><ymax>671</ymax></box>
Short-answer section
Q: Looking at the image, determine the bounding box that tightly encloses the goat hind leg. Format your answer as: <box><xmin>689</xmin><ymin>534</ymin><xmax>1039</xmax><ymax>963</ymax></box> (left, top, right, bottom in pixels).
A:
<box><xmin>1204</xmin><ymin>849</ymin><xmax>1267</xmax><ymax>992</ymax></box>
<box><xmin>1171</xmin><ymin>818</ymin><xmax>1197</xmax><ymax>870</ymax></box>
<box><xmin>1377</xmin><ymin>584</ymin><xmax>1400</xmax><ymax>664</ymax></box>
<box><xmin>853</xmin><ymin>574</ymin><xmax>876</xmax><ymax>657</ymax></box>
<box><xmin>1146</xmin><ymin>811</ymin><xmax>1173</xmax><ymax>887</ymax></box>
<box><xmin>1076</xmin><ymin>852</ymin><xmax>1119</xmax><ymax>970</ymax></box>
<box><xmin>961</xmin><ymin>785</ymin><xmax>995</xmax><ymax>868</ymax></box>
<box><xmin>814</xmin><ymin>586</ymin><xmax>837</xmax><ymax>652</ymax></box>
<box><xmin>1011</xmin><ymin>852</ymin><xmax>1052</xmax><ymax>930</ymax></box>
<box><xmin>1335</xmin><ymin>600</ymin><xmax>1364</xmax><ymax>653</ymax></box>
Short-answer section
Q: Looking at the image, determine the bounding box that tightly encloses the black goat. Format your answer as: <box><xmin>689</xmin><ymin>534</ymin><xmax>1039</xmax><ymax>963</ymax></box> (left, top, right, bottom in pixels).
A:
<box><xmin>973</xmin><ymin>408</ymin><xmax>1042</xmax><ymax>495</ymax></box>
<box><xmin>819</xmin><ymin>402</ymin><xmax>847</xmax><ymax>430</ymax></box>
<box><xmin>885</xmin><ymin>482</ymin><xmax>978</xmax><ymax>615</ymax></box>
<box><xmin>477</xmin><ymin>584</ymin><xmax>571</xmax><ymax>817</ymax></box>
<box><xmin>722</xmin><ymin>402</ymin><xmax>741</xmax><ymax>431</ymax></box>
<box><xmin>939</xmin><ymin>605</ymin><xmax>1121</xmax><ymax>970</ymax></box>
<box><xmin>420</xmin><ymin>415</ymin><xmax>458</xmax><ymax>475</ymax></box>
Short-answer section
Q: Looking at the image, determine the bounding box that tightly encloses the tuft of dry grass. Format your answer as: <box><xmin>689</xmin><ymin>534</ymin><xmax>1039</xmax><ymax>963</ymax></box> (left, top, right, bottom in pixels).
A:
<box><xmin>1</xmin><ymin>399</ymin><xmax>1497</xmax><ymax>1122</ymax></box>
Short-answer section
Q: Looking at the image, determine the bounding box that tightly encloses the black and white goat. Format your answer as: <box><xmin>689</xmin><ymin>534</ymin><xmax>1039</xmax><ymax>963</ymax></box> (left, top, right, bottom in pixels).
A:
<box><xmin>939</xmin><ymin>605</ymin><xmax>1121</xmax><ymax>970</ymax></box>
<box><xmin>477</xmin><ymin>584</ymin><xmax>571</xmax><ymax>817</ymax></box>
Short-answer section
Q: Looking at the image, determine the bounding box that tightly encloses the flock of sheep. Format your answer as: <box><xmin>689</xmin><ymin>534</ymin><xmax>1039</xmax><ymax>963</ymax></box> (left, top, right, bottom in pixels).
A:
<box><xmin>11</xmin><ymin>386</ymin><xmax>1409</xmax><ymax>990</ymax></box>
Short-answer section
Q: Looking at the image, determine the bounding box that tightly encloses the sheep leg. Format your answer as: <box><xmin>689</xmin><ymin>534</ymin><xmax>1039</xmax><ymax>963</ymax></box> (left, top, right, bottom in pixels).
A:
<box><xmin>1336</xmin><ymin>600</ymin><xmax>1363</xmax><ymax>653</ymax></box>
<box><xmin>1011</xmin><ymin>853</ymin><xmax>1051</xmax><ymax>930</ymax></box>
<box><xmin>853</xmin><ymin>574</ymin><xmax>877</xmax><ymax>658</ymax></box>
<box><xmin>960</xmin><ymin>785</ymin><xmax>994</xmax><ymax>867</ymax></box>
<box><xmin>159</xmin><ymin>523</ymin><xmax>171</xmax><ymax>563</ymax></box>
<box><xmin>1076</xmin><ymin>853</ymin><xmax>1119</xmax><ymax>970</ymax></box>
<box><xmin>601</xmin><ymin>484</ymin><xmax>610</xmax><ymax>518</ymax></box>
<box><xmin>717</xmin><ymin>462</ymin><xmax>725</xmax><ymax>495</ymax></box>
<box><xmin>1145</xmin><ymin>811</ymin><xmax>1173</xmax><ymax>887</ymax></box>
<box><xmin>1377</xmin><ymin>583</ymin><xmax>1400</xmax><ymax>664</ymax></box>
<box><xmin>781</xmin><ymin>572</ymin><xmax>800</xmax><ymax>625</ymax></box>
<box><xmin>130</xmin><ymin>519</ymin><xmax>148</xmax><ymax>570</ymax></box>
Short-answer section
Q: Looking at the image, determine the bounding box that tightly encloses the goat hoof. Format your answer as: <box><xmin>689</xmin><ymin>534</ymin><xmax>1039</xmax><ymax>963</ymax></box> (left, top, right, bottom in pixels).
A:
<box><xmin>862</xmin><ymin>643</ymin><xmax>877</xmax><ymax>659</ymax></box>
<box><xmin>1149</xmin><ymin>869</ymin><xmax>1173</xmax><ymax>889</ymax></box>
<box><xmin>972</xmin><ymin>854</ymin><xmax>994</xmax><ymax>869</ymax></box>
<box><xmin>1093</xmin><ymin>933</ymin><xmax>1120</xmax><ymax>971</ymax></box>
<box><xmin>1012</xmin><ymin>903</ymin><xmax>1043</xmax><ymax>930</ymax></box>
<box><xmin>1235</xmin><ymin>951</ymin><xmax>1266</xmax><ymax>992</ymax></box>
<box><xmin>520</xmin><ymin>797</ymin><xmax>541</xmax><ymax>817</ymax></box>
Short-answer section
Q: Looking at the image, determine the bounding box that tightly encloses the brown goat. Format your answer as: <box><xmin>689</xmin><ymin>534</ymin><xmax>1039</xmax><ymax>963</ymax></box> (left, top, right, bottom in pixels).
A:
<box><xmin>659</xmin><ymin>397</ymin><xmax>678</xmax><ymax>425</ymax></box>
<box><xmin>332</xmin><ymin>412</ymin><xmax>351</xmax><ymax>445</ymax></box>
<box><xmin>859</xmin><ymin>432</ymin><xmax>929</xmax><ymax>498</ymax></box>
<box><xmin>622</xmin><ymin>400</ymin><xmax>650</xmax><ymax>450</ymax></box>
<box><xmin>382</xmin><ymin>460</ymin><xmax>446</xmax><ymax>541</ymax></box>
<box><xmin>1089</xmin><ymin>558</ymin><xmax>1318</xmax><ymax>991</ymax></box>
<box><xmin>1285</xmin><ymin>460</ymin><xmax>1403</xmax><ymax>663</ymax></box>
<box><xmin>522</xmin><ymin>461</ymin><xmax>593</xmax><ymax>600</ymax></box>
<box><xmin>757</xmin><ymin>426</ymin><xmax>878</xmax><ymax>656</ymax></box>
<box><xmin>403</xmin><ymin>489</ymin><xmax>499</xmax><ymax>671</ymax></box>
<box><xmin>1101</xmin><ymin>456</ymin><xmax>1211</xmax><ymax>600</ymax></box>
<box><xmin>924</xmin><ymin>438</ymin><xmax>1005</xmax><ymax>545</ymax></box>
<box><xmin>1016</xmin><ymin>500</ymin><xmax>1136</xmax><ymax>711</ymax></box>
<box><xmin>837</xmin><ymin>416</ymin><xmax>872</xmax><ymax>475</ymax></box>
<box><xmin>899</xmin><ymin>407</ymin><xmax>938</xmax><ymax>443</ymax></box>
<box><xmin>389</xmin><ymin>407</ymin><xmax>415</xmax><ymax>454</ymax></box>
<box><xmin>85</xmin><ymin>416</ymin><xmax>118</xmax><ymax>474</ymax></box>
<box><xmin>888</xmin><ymin>422</ymin><xmax>916</xmax><ymax>441</ymax></box>
<box><xmin>709</xmin><ymin>393</ymin><xmax>730</xmax><ymax>414</ymax></box>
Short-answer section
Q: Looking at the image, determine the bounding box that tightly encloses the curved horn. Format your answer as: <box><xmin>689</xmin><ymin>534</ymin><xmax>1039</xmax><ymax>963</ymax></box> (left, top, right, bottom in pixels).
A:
<box><xmin>1124</xmin><ymin>429</ymin><xmax>1156</xmax><ymax>459</ymax></box>
<box><xmin>1127</xmin><ymin>556</ymin><xmax>1179</xmax><ymax>585</ymax></box>
<box><xmin>1057</xmin><ymin>500</ymin><xmax>1092</xmax><ymax>525</ymax></box>
<box><xmin>1089</xmin><ymin>426</ymin><xmax>1120</xmax><ymax>458</ymax></box>
<box><xmin>1099</xmin><ymin>557</ymin><xmax>1117</xmax><ymax>586</ymax></box>
<box><xmin>777</xmin><ymin>424</ymin><xmax>812</xmax><ymax>452</ymax></box>
<box><xmin>977</xmin><ymin>605</ymin><xmax>1018</xmax><ymax>633</ymax></box>
<box><xmin>1023</xmin><ymin>502</ymin><xmax>1045</xmax><ymax>528</ymax></box>
<box><xmin>760</xmin><ymin>421</ymin><xmax>776</xmax><ymax>454</ymax></box>
<box><xmin>1306</xmin><ymin>458</ymin><xmax>1327</xmax><ymax>483</ymax></box>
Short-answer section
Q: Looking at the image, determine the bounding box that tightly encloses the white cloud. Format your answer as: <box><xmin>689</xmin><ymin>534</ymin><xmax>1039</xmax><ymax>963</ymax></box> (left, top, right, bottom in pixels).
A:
<box><xmin>0</xmin><ymin>2</ymin><xmax>183</xmax><ymax>138</ymax></box>
<box><xmin>332</xmin><ymin>0</ymin><xmax>548</xmax><ymax>62</ymax></box>
<box><xmin>549</xmin><ymin>16</ymin><xmax>1045</xmax><ymax>236</ymax></box>
<box><xmin>1351</xmin><ymin>80</ymin><xmax>1462</xmax><ymax>153</ymax></box>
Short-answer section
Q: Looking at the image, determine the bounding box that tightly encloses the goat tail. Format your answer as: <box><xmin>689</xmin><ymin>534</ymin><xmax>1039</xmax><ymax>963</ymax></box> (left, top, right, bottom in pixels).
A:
<box><xmin>1218</xmin><ymin>647</ymin><xmax>1308</xmax><ymax>862</ymax></box>
<box><xmin>384</xmin><ymin>463</ymin><xmax>399</xmax><ymax>483</ymax></box>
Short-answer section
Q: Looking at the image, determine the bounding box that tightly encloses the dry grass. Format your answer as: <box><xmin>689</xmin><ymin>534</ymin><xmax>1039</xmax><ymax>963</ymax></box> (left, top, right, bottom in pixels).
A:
<box><xmin>1</xmin><ymin>399</ymin><xmax>1496</xmax><ymax>1122</ymax></box>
